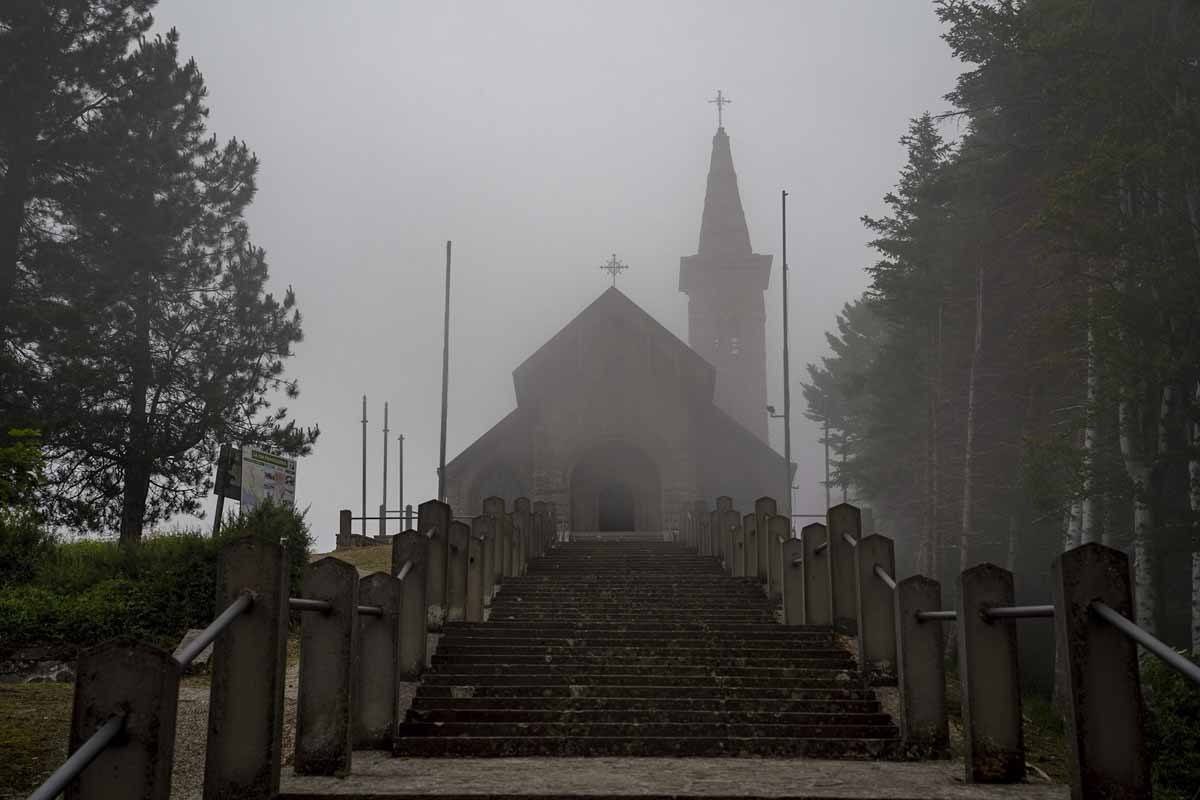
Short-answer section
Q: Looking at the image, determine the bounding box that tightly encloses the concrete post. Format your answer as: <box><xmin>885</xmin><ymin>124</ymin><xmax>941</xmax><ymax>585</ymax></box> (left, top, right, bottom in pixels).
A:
<box><xmin>781</xmin><ymin>538</ymin><xmax>804</xmax><ymax>625</ymax></box>
<box><xmin>1052</xmin><ymin>543</ymin><xmax>1150</xmax><ymax>799</ymax></box>
<box><xmin>295</xmin><ymin>557</ymin><xmax>358</xmax><ymax>776</ymax></box>
<box><xmin>708</xmin><ymin>509</ymin><xmax>721</xmax><ymax>563</ymax></box>
<box><xmin>510</xmin><ymin>512</ymin><xmax>527</xmax><ymax>576</ymax></box>
<box><xmin>484</xmin><ymin>497</ymin><xmax>505</xmax><ymax>595</ymax></box>
<box><xmin>532</xmin><ymin>500</ymin><xmax>549</xmax><ymax>558</ymax></box>
<box><xmin>768</xmin><ymin>514</ymin><xmax>788</xmax><ymax>598</ymax></box>
<box><xmin>957</xmin><ymin>563</ymin><xmax>1024</xmax><ymax>783</ymax></box>
<box><xmin>392</xmin><ymin>530</ymin><xmax>428</xmax><ymax>680</ymax></box>
<box><xmin>827</xmin><ymin>503</ymin><xmax>860</xmax><ymax>633</ymax></box>
<box><xmin>855</xmin><ymin>534</ymin><xmax>897</xmax><ymax>683</ymax></box>
<box><xmin>499</xmin><ymin>513</ymin><xmax>515</xmax><ymax>578</ymax></box>
<box><xmin>731</xmin><ymin>514</ymin><xmax>747</xmax><ymax>576</ymax></box>
<box><xmin>546</xmin><ymin>501</ymin><xmax>557</xmax><ymax>547</ymax></box>
<box><xmin>512</xmin><ymin>499</ymin><xmax>531</xmax><ymax>564</ymax></box>
<box><xmin>204</xmin><ymin>538</ymin><xmax>290</xmax><ymax>800</ymax></box>
<box><xmin>338</xmin><ymin>509</ymin><xmax>352</xmax><ymax>547</ymax></box>
<box><xmin>418</xmin><ymin>499</ymin><xmax>450</xmax><ymax>631</ymax></box>
<box><xmin>692</xmin><ymin>500</ymin><xmax>708</xmax><ymax>555</ymax></box>
<box><xmin>895</xmin><ymin>575</ymin><xmax>948</xmax><ymax>755</ymax></box>
<box><xmin>465</xmin><ymin>522</ymin><xmax>486</xmax><ymax>622</ymax></box>
<box><xmin>720</xmin><ymin>508</ymin><xmax>740</xmax><ymax>576</ymax></box>
<box><xmin>69</xmin><ymin>640</ymin><xmax>179</xmax><ymax>800</ymax></box>
<box><xmin>801</xmin><ymin>523</ymin><xmax>831</xmax><ymax>626</ymax></box>
<box><xmin>754</xmin><ymin>496</ymin><xmax>777</xmax><ymax>584</ymax></box>
<box><xmin>353</xmin><ymin>572</ymin><xmax>402</xmax><ymax>749</ymax></box>
<box><xmin>445</xmin><ymin>521</ymin><xmax>469</xmax><ymax>623</ymax></box>
<box><xmin>742</xmin><ymin>512</ymin><xmax>758</xmax><ymax>580</ymax></box>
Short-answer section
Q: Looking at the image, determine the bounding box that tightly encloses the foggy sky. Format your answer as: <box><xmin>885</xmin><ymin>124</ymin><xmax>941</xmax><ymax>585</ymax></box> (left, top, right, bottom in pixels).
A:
<box><xmin>153</xmin><ymin>1</ymin><xmax>963</xmax><ymax>551</ymax></box>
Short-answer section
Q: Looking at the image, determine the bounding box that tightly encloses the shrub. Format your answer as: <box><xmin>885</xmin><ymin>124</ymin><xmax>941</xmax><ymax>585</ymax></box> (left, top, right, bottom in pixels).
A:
<box><xmin>1144</xmin><ymin>653</ymin><xmax>1200</xmax><ymax>798</ymax></box>
<box><xmin>217</xmin><ymin>500</ymin><xmax>313</xmax><ymax>597</ymax></box>
<box><xmin>0</xmin><ymin>509</ymin><xmax>56</xmax><ymax>588</ymax></box>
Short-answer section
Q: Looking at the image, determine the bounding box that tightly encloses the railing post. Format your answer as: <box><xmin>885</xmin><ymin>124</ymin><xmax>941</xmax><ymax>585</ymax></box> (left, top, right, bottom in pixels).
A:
<box><xmin>730</xmin><ymin>513</ymin><xmax>746</xmax><ymax>576</ymax></box>
<box><xmin>205</xmin><ymin>538</ymin><xmax>289</xmax><ymax>800</ymax></box>
<box><xmin>855</xmin><ymin>534</ymin><xmax>897</xmax><ymax>683</ymax></box>
<box><xmin>511</xmin><ymin>510</ymin><xmax>528</xmax><ymax>576</ymax></box>
<box><xmin>693</xmin><ymin>500</ymin><xmax>708</xmax><ymax>555</ymax></box>
<box><xmin>445</xmin><ymin>520</ymin><xmax>469</xmax><ymax>623</ymax></box>
<box><xmin>754</xmin><ymin>496</ymin><xmax>777</xmax><ymax>584</ymax></box>
<box><xmin>68</xmin><ymin>640</ymin><xmax>179</xmax><ymax>800</ymax></box>
<box><xmin>532</xmin><ymin>500</ymin><xmax>549</xmax><ymax>568</ymax></box>
<box><xmin>826</xmin><ymin>503</ymin><xmax>860</xmax><ymax>633</ymax></box>
<box><xmin>957</xmin><ymin>563</ymin><xmax>1024</xmax><ymax>783</ymax></box>
<box><xmin>801</xmin><ymin>523</ymin><xmax>831</xmax><ymax>626</ymax></box>
<box><xmin>781</xmin><ymin>537</ymin><xmax>804</xmax><ymax>625</ymax></box>
<box><xmin>894</xmin><ymin>575</ymin><xmax>948</xmax><ymax>755</ymax></box>
<box><xmin>499</xmin><ymin>512</ymin><xmax>515</xmax><ymax>578</ymax></box>
<box><xmin>768</xmin><ymin>514</ymin><xmax>788</xmax><ymax>598</ymax></box>
<box><xmin>353</xmin><ymin>572</ymin><xmax>402</xmax><ymax>749</ymax></box>
<box><xmin>513</xmin><ymin>497</ymin><xmax>532</xmax><ymax>558</ymax></box>
<box><xmin>418</xmin><ymin>499</ymin><xmax>451</xmax><ymax>631</ymax></box>
<box><xmin>466</xmin><ymin>521</ymin><xmax>487</xmax><ymax>622</ymax></box>
<box><xmin>338</xmin><ymin>508</ymin><xmax>352</xmax><ymax>547</ymax></box>
<box><xmin>742</xmin><ymin>512</ymin><xmax>758</xmax><ymax>580</ymax></box>
<box><xmin>392</xmin><ymin>529</ymin><xmax>429</xmax><ymax>680</ymax></box>
<box><xmin>484</xmin><ymin>497</ymin><xmax>506</xmax><ymax>596</ymax></box>
<box><xmin>295</xmin><ymin>557</ymin><xmax>358</xmax><ymax>776</ymax></box>
<box><xmin>1052</xmin><ymin>543</ymin><xmax>1150</xmax><ymax>798</ymax></box>
<box><xmin>720</xmin><ymin>507</ymin><xmax>740</xmax><ymax>576</ymax></box>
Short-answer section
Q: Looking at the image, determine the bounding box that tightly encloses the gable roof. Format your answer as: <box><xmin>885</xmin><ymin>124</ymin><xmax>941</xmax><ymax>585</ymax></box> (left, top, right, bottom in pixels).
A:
<box><xmin>512</xmin><ymin>287</ymin><xmax>715</xmax><ymax>406</ymax></box>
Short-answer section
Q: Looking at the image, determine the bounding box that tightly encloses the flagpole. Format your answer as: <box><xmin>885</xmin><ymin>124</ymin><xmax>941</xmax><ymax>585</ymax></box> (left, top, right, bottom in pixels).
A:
<box><xmin>438</xmin><ymin>241</ymin><xmax>451</xmax><ymax>501</ymax></box>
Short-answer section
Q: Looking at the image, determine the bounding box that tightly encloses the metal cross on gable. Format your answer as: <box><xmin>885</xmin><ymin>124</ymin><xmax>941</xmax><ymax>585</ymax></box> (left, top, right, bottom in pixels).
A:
<box><xmin>599</xmin><ymin>253</ymin><xmax>628</xmax><ymax>286</ymax></box>
<box><xmin>708</xmin><ymin>89</ymin><xmax>731</xmax><ymax>128</ymax></box>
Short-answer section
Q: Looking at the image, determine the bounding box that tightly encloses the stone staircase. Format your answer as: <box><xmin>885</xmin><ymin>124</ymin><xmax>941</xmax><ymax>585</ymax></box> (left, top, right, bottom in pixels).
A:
<box><xmin>394</xmin><ymin>537</ymin><xmax>900</xmax><ymax>757</ymax></box>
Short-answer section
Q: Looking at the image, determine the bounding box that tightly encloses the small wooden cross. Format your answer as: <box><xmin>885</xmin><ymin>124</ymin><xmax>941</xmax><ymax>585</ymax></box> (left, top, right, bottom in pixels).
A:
<box><xmin>708</xmin><ymin>90</ymin><xmax>731</xmax><ymax>128</ymax></box>
<box><xmin>599</xmin><ymin>254</ymin><xmax>628</xmax><ymax>286</ymax></box>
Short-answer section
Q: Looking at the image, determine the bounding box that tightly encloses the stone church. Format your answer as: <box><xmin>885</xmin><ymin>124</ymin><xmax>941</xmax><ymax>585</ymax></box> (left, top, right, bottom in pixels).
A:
<box><xmin>444</xmin><ymin>124</ymin><xmax>790</xmax><ymax>532</ymax></box>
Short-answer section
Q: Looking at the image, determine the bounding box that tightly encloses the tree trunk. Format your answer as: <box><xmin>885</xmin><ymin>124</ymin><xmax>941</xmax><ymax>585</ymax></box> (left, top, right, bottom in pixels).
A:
<box><xmin>1191</xmin><ymin>380</ymin><xmax>1200</xmax><ymax>655</ymax></box>
<box><xmin>119</xmin><ymin>286</ymin><xmax>154</xmax><ymax>544</ymax></box>
<box><xmin>959</xmin><ymin>266</ymin><xmax>983</xmax><ymax>572</ymax></box>
<box><xmin>1119</xmin><ymin>388</ymin><xmax>1156</xmax><ymax>635</ymax></box>
<box><xmin>0</xmin><ymin>130</ymin><xmax>33</xmax><ymax>323</ymax></box>
<box><xmin>1080</xmin><ymin>300</ymin><xmax>1099</xmax><ymax>544</ymax></box>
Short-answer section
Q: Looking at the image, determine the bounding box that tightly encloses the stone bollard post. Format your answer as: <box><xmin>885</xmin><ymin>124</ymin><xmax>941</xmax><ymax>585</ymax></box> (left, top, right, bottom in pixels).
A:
<box><xmin>204</xmin><ymin>538</ymin><xmax>290</xmax><ymax>800</ymax></box>
<box><xmin>484</xmin><ymin>497</ymin><xmax>506</xmax><ymax>595</ymax></box>
<box><xmin>692</xmin><ymin>500</ymin><xmax>708</xmax><ymax>555</ymax></box>
<box><xmin>418</xmin><ymin>500</ymin><xmax>451</xmax><ymax>631</ymax></box>
<box><xmin>720</xmin><ymin>508</ymin><xmax>740</xmax><ymax>576</ymax></box>
<box><xmin>895</xmin><ymin>575</ymin><xmax>948</xmax><ymax>755</ymax></box>
<box><xmin>466</xmin><ymin>525</ymin><xmax>486</xmax><ymax>622</ymax></box>
<box><xmin>499</xmin><ymin>513</ymin><xmax>515</xmax><ymax>578</ymax></box>
<box><xmin>546</xmin><ymin>502</ymin><xmax>557</xmax><ymax>548</ymax></box>
<box><xmin>781</xmin><ymin>538</ymin><xmax>805</xmax><ymax>625</ymax></box>
<box><xmin>353</xmin><ymin>572</ymin><xmax>402</xmax><ymax>749</ymax></box>
<box><xmin>731</xmin><ymin>514</ymin><xmax>747</xmax><ymax>576</ymax></box>
<box><xmin>742</xmin><ymin>512</ymin><xmax>758</xmax><ymax>580</ymax></box>
<box><xmin>827</xmin><ymin>503</ymin><xmax>861</xmax><ymax>634</ymax></box>
<box><xmin>1053</xmin><ymin>544</ymin><xmax>1150</xmax><ymax>798</ymax></box>
<box><xmin>532</xmin><ymin>500</ymin><xmax>549</xmax><ymax>560</ymax></box>
<box><xmin>392</xmin><ymin>530</ymin><xmax>428</xmax><ymax>680</ymax></box>
<box><xmin>512</xmin><ymin>498</ymin><xmax>531</xmax><ymax>563</ymax></box>
<box><xmin>708</xmin><ymin>509</ymin><xmax>721</xmax><ymax>563</ymax></box>
<box><xmin>957</xmin><ymin>563</ymin><xmax>1024</xmax><ymax>783</ymax></box>
<box><xmin>801</xmin><ymin>523</ymin><xmax>831</xmax><ymax>626</ymax></box>
<box><xmin>855</xmin><ymin>534</ymin><xmax>897</xmax><ymax>683</ymax></box>
<box><xmin>295</xmin><ymin>557</ymin><xmax>358</xmax><ymax>776</ymax></box>
<box><xmin>768</xmin><ymin>514</ymin><xmax>788</xmax><ymax>598</ymax></box>
<box><xmin>338</xmin><ymin>509</ymin><xmax>352</xmax><ymax>547</ymax></box>
<box><xmin>510</xmin><ymin>512</ymin><xmax>527</xmax><ymax>576</ymax></box>
<box><xmin>69</xmin><ymin>640</ymin><xmax>180</xmax><ymax>800</ymax></box>
<box><xmin>754</xmin><ymin>497</ymin><xmax>777</xmax><ymax>584</ymax></box>
<box><xmin>445</xmin><ymin>521</ymin><xmax>469</xmax><ymax>623</ymax></box>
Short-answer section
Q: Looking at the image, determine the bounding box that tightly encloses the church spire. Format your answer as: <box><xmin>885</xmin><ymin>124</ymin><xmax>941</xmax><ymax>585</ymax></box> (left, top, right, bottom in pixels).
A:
<box><xmin>697</xmin><ymin>127</ymin><xmax>753</xmax><ymax>259</ymax></box>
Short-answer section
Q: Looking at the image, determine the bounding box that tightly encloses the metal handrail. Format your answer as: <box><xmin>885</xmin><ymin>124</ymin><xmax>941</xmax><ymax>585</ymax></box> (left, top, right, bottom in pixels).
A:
<box><xmin>176</xmin><ymin>592</ymin><xmax>254</xmax><ymax>668</ymax></box>
<box><xmin>814</xmin><ymin>540</ymin><xmax>828</xmax><ymax>555</ymax></box>
<box><xmin>396</xmin><ymin>559</ymin><xmax>414</xmax><ymax>582</ymax></box>
<box><xmin>28</xmin><ymin>715</ymin><xmax>125</xmax><ymax>800</ymax></box>
<box><xmin>873</xmin><ymin>564</ymin><xmax>896</xmax><ymax>590</ymax></box>
<box><xmin>916</xmin><ymin>610</ymin><xmax>957</xmax><ymax>622</ymax></box>
<box><xmin>791</xmin><ymin>556</ymin><xmax>803</xmax><ymax>567</ymax></box>
<box><xmin>1092</xmin><ymin>601</ymin><xmax>1200</xmax><ymax>686</ymax></box>
<box><xmin>985</xmin><ymin>604</ymin><xmax>1054</xmax><ymax>620</ymax></box>
<box><xmin>289</xmin><ymin>598</ymin><xmax>331</xmax><ymax>613</ymax></box>
<box><xmin>842</xmin><ymin>532</ymin><xmax>858</xmax><ymax>547</ymax></box>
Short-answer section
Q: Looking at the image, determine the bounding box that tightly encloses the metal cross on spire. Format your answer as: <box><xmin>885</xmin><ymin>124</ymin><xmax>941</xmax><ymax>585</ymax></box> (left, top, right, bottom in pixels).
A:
<box><xmin>708</xmin><ymin>89</ymin><xmax>731</xmax><ymax>128</ymax></box>
<box><xmin>599</xmin><ymin>253</ymin><xmax>628</xmax><ymax>286</ymax></box>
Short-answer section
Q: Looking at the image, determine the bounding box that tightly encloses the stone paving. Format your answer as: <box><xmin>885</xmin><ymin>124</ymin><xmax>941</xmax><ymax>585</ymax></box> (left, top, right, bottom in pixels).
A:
<box><xmin>279</xmin><ymin>753</ymin><xmax>1068</xmax><ymax>798</ymax></box>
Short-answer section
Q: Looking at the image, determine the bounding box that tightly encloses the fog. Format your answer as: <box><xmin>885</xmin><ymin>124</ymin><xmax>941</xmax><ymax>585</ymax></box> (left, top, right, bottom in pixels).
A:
<box><xmin>153</xmin><ymin>1</ymin><xmax>962</xmax><ymax>550</ymax></box>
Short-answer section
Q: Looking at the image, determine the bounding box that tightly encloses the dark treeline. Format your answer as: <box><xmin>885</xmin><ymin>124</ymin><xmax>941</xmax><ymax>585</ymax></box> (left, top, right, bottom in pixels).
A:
<box><xmin>804</xmin><ymin>0</ymin><xmax>1200</xmax><ymax>656</ymax></box>
<box><xmin>0</xmin><ymin>1</ymin><xmax>316</xmax><ymax>542</ymax></box>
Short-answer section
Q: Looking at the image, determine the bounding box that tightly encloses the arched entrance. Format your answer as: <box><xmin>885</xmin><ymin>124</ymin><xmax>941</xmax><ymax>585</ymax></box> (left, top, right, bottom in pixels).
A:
<box><xmin>569</xmin><ymin>441</ymin><xmax>661</xmax><ymax>532</ymax></box>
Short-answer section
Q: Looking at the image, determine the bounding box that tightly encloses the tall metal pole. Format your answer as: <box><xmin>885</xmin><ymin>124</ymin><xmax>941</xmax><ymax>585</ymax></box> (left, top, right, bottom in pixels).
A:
<box><xmin>380</xmin><ymin>401</ymin><xmax>389</xmax><ymax>536</ymax></box>
<box><xmin>398</xmin><ymin>434</ymin><xmax>405</xmax><ymax>527</ymax></box>
<box><xmin>360</xmin><ymin>394</ymin><xmax>367</xmax><ymax>535</ymax></box>
<box><xmin>781</xmin><ymin>190</ymin><xmax>793</xmax><ymax>517</ymax></box>
<box><xmin>824</xmin><ymin>414</ymin><xmax>832</xmax><ymax>511</ymax></box>
<box><xmin>438</xmin><ymin>240</ymin><xmax>451</xmax><ymax>501</ymax></box>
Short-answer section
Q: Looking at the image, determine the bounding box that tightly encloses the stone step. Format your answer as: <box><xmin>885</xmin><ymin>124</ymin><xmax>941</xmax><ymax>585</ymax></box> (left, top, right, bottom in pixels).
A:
<box><xmin>396</xmin><ymin>721</ymin><xmax>899</xmax><ymax>739</ymax></box>
<box><xmin>414</xmin><ymin>684</ymin><xmax>877</xmax><ymax>700</ymax></box>
<box><xmin>408</xmin><ymin>696</ymin><xmax>884</xmax><ymax>714</ymax></box>
<box><xmin>427</xmin><ymin>662</ymin><xmax>857</xmax><ymax>677</ymax></box>
<box><xmin>406</xmin><ymin>708</ymin><xmax>893</xmax><ymax>726</ymax></box>
<box><xmin>432</xmin><ymin>648</ymin><xmax>853</xmax><ymax>662</ymax></box>
<box><xmin>445</xmin><ymin>622</ymin><xmax>830</xmax><ymax>633</ymax></box>
<box><xmin>391</xmin><ymin>735</ymin><xmax>902</xmax><ymax>758</ymax></box>
<box><xmin>421</xmin><ymin>674</ymin><xmax>863</xmax><ymax>689</ymax></box>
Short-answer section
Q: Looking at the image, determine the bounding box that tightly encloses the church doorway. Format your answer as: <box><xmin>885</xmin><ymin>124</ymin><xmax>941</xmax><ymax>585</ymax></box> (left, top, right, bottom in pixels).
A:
<box><xmin>597</xmin><ymin>482</ymin><xmax>635</xmax><ymax>531</ymax></box>
<box><xmin>569</xmin><ymin>441</ymin><xmax>661</xmax><ymax>532</ymax></box>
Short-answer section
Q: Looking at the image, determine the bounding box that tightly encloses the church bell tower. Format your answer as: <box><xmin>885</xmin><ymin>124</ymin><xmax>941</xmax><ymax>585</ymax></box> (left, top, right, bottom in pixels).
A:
<box><xmin>680</xmin><ymin>119</ymin><xmax>773</xmax><ymax>442</ymax></box>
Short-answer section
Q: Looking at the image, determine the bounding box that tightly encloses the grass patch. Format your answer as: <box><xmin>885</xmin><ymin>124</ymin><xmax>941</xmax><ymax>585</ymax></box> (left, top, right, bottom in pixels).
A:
<box><xmin>314</xmin><ymin>543</ymin><xmax>391</xmax><ymax>575</ymax></box>
<box><xmin>0</xmin><ymin>682</ymin><xmax>72</xmax><ymax>799</ymax></box>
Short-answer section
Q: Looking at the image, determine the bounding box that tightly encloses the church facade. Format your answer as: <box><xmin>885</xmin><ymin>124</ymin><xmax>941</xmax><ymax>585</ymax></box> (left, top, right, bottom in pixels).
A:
<box><xmin>444</xmin><ymin>125</ymin><xmax>789</xmax><ymax>532</ymax></box>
